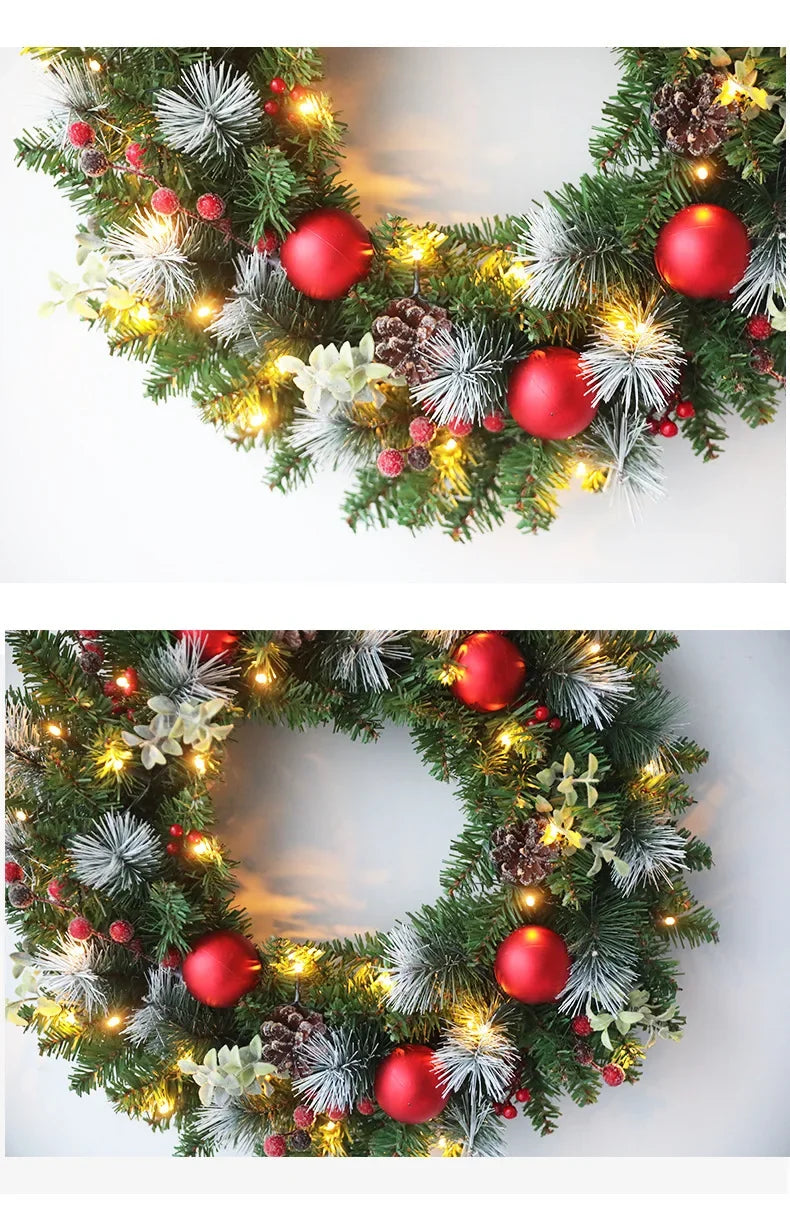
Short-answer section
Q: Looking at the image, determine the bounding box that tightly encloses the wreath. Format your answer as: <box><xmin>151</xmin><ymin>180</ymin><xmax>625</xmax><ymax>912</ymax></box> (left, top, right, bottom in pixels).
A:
<box><xmin>15</xmin><ymin>46</ymin><xmax>786</xmax><ymax>541</ymax></box>
<box><xmin>5</xmin><ymin>629</ymin><xmax>718</xmax><ymax>1158</ymax></box>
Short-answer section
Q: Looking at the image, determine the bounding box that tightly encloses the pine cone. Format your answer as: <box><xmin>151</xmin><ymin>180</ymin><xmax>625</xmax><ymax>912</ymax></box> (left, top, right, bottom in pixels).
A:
<box><xmin>490</xmin><ymin>816</ymin><xmax>558</xmax><ymax>885</ymax></box>
<box><xmin>651</xmin><ymin>70</ymin><xmax>735</xmax><ymax>157</ymax></box>
<box><xmin>371</xmin><ymin>296</ymin><xmax>450</xmax><ymax>384</ymax></box>
<box><xmin>260</xmin><ymin>1003</ymin><xmax>326</xmax><ymax>1076</ymax></box>
<box><xmin>274</xmin><ymin>631</ymin><xmax>317</xmax><ymax>650</ymax></box>
<box><xmin>79</xmin><ymin>648</ymin><xmax>103</xmax><ymax>674</ymax></box>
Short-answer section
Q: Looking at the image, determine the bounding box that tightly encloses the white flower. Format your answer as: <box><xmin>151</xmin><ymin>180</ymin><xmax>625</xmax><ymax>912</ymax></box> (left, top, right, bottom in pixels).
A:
<box><xmin>122</xmin><ymin>696</ymin><xmax>233</xmax><ymax>769</ymax></box>
<box><xmin>280</xmin><ymin>333</ymin><xmax>400</xmax><ymax>415</ymax></box>
<box><xmin>121</xmin><ymin>722</ymin><xmax>182</xmax><ymax>770</ymax></box>
<box><xmin>178</xmin><ymin>1036</ymin><xmax>275</xmax><ymax>1107</ymax></box>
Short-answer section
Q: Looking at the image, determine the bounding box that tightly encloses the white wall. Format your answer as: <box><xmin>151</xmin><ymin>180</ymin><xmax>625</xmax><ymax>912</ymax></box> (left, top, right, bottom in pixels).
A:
<box><xmin>5</xmin><ymin>632</ymin><xmax>790</xmax><ymax>1156</ymax></box>
<box><xmin>0</xmin><ymin>47</ymin><xmax>784</xmax><ymax>583</ymax></box>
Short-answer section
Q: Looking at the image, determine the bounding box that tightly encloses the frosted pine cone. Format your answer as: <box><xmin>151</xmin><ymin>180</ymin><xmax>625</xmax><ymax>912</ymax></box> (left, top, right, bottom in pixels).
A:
<box><xmin>274</xmin><ymin>631</ymin><xmax>317</xmax><ymax>650</ymax></box>
<box><xmin>651</xmin><ymin>70</ymin><xmax>735</xmax><ymax>157</ymax></box>
<box><xmin>490</xmin><ymin>816</ymin><xmax>558</xmax><ymax>885</ymax></box>
<box><xmin>260</xmin><ymin>1003</ymin><xmax>326</xmax><ymax>1076</ymax></box>
<box><xmin>371</xmin><ymin>296</ymin><xmax>450</xmax><ymax>384</ymax></box>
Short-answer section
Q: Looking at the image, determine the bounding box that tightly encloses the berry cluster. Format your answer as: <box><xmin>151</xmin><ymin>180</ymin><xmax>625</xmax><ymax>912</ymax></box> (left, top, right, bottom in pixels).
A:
<box><xmin>526</xmin><ymin>703</ymin><xmax>562</xmax><ymax>732</ymax></box>
<box><xmin>572</xmin><ymin>1018</ymin><xmax>627</xmax><ymax>1088</ymax></box>
<box><xmin>646</xmin><ymin>397</ymin><xmax>696</xmax><ymax>438</ymax></box>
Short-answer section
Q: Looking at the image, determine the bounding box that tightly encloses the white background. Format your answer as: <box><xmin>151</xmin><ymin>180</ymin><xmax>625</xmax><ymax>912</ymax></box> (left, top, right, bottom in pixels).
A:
<box><xmin>5</xmin><ymin>631</ymin><xmax>790</xmax><ymax>1156</ymax></box>
<box><xmin>0</xmin><ymin>47</ymin><xmax>785</xmax><ymax>583</ymax></box>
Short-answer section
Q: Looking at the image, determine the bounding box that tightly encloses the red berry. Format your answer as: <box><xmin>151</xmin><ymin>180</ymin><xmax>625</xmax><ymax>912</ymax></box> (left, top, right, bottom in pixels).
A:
<box><xmin>125</xmin><ymin>142</ymin><xmax>146</xmax><ymax>169</ymax></box>
<box><xmin>675</xmin><ymin>400</ymin><xmax>696</xmax><ymax>419</ymax></box>
<box><xmin>376</xmin><ymin>448</ymin><xmax>404</xmax><ymax>478</ymax></box>
<box><xmin>646</xmin><ymin>418</ymin><xmax>660</xmax><ymax>435</ymax></box>
<box><xmin>659</xmin><ymin>419</ymin><xmax>679</xmax><ymax>438</ymax></box>
<box><xmin>746</xmin><ymin>314</ymin><xmax>773</xmax><ymax>340</ymax></box>
<box><xmin>160</xmin><ymin>947</ymin><xmax>182</xmax><ymax>969</ymax></box>
<box><xmin>572</xmin><ymin>1015</ymin><xmax>593</xmax><ymax>1037</ymax></box>
<box><xmin>166</xmin><ymin>841</ymin><xmax>180</xmax><ymax>856</ymax></box>
<box><xmin>575</xmin><ymin>1043</ymin><xmax>595</xmax><ymax>1066</ymax></box>
<box><xmin>68</xmin><ymin>121</ymin><xmax>95</xmax><ymax>148</ymax></box>
<box><xmin>103</xmin><ymin>679</ymin><xmax>120</xmax><ymax>698</ymax></box>
<box><xmin>68</xmin><ymin>916</ymin><xmax>93</xmax><ymax>941</ymax></box>
<box><xmin>525</xmin><ymin>718</ymin><xmax>538</xmax><ymax>727</ymax></box>
<box><xmin>196</xmin><ymin>192</ymin><xmax>225</xmax><ymax>221</ymax></box>
<box><xmin>534</xmin><ymin>705</ymin><xmax>550</xmax><ymax>722</ymax></box>
<box><xmin>255</xmin><ymin>229</ymin><xmax>278</xmax><ymax>255</ymax></box>
<box><xmin>290</xmin><ymin>84</ymin><xmax>307</xmax><ymax>101</ymax></box>
<box><xmin>129</xmin><ymin>938</ymin><xmax>143</xmax><ymax>956</ymax></box>
<box><xmin>83</xmin><ymin>640</ymin><xmax>103</xmax><ymax>658</ymax></box>
<box><xmin>750</xmin><ymin>346</ymin><xmax>774</xmax><ymax>374</ymax></box>
<box><xmin>447</xmin><ymin>416</ymin><xmax>473</xmax><ymax>437</ymax></box>
<box><xmin>186</xmin><ymin>830</ymin><xmax>205</xmax><ymax>845</ymax></box>
<box><xmin>482</xmin><ymin>411</ymin><xmax>505</xmax><ymax>432</ymax></box>
<box><xmin>515</xmin><ymin>1087</ymin><xmax>531</xmax><ymax>1103</ymax></box>
<box><xmin>79</xmin><ymin>630</ymin><xmax>98</xmax><ymax>639</ymax></box>
<box><xmin>109</xmin><ymin>920</ymin><xmax>134</xmax><ymax>944</ymax></box>
<box><xmin>602</xmin><ymin>1063</ymin><xmax>625</xmax><ymax>1087</ymax></box>
<box><xmin>5</xmin><ymin>861</ymin><xmax>23</xmax><ymax>883</ymax></box>
<box><xmin>151</xmin><ymin>187</ymin><xmax>180</xmax><ymax>215</ymax></box>
<box><xmin>327</xmin><ymin>1106</ymin><xmax>348</xmax><ymax>1122</ymax></box>
<box><xmin>270</xmin><ymin>77</ymin><xmax>288</xmax><ymax>93</ymax></box>
<box><xmin>293</xmin><ymin>1105</ymin><xmax>315</xmax><ymax>1128</ymax></box>
<box><xmin>47</xmin><ymin>878</ymin><xmax>67</xmax><ymax>904</ymax></box>
<box><xmin>492</xmin><ymin>1102</ymin><xmax>505</xmax><ymax>1115</ymax></box>
<box><xmin>263</xmin><ymin>1133</ymin><xmax>287</xmax><ymax>1157</ymax></box>
<box><xmin>356</xmin><ymin>1097</ymin><xmax>376</xmax><ymax>1116</ymax></box>
<box><xmin>548</xmin><ymin>716</ymin><xmax>562</xmax><ymax>731</ymax></box>
<box><xmin>501</xmin><ymin>1103</ymin><xmax>518</xmax><ymax>1120</ymax></box>
<box><xmin>264</xmin><ymin>100</ymin><xmax>280</xmax><ymax>117</ymax></box>
<box><xmin>408</xmin><ymin>416</ymin><xmax>436</xmax><ymax>444</ymax></box>
<box><xmin>169</xmin><ymin>824</ymin><xmax>184</xmax><ymax>837</ymax></box>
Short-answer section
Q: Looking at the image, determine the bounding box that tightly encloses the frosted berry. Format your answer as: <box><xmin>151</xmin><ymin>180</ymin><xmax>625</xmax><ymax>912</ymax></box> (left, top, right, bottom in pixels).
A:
<box><xmin>79</xmin><ymin>630</ymin><xmax>98</xmax><ymax>639</ymax></box>
<box><xmin>327</xmin><ymin>1106</ymin><xmax>348</xmax><ymax>1122</ymax></box>
<box><xmin>746</xmin><ymin>314</ymin><xmax>773</xmax><ymax>340</ymax></box>
<box><xmin>169</xmin><ymin>824</ymin><xmax>184</xmax><ymax>837</ymax></box>
<box><xmin>290</xmin><ymin>1129</ymin><xmax>312</xmax><ymax>1152</ymax></box>
<box><xmin>675</xmin><ymin>400</ymin><xmax>696</xmax><ymax>419</ymax></box>
<box><xmin>501</xmin><ymin>1103</ymin><xmax>518</xmax><ymax>1120</ymax></box>
<box><xmin>47</xmin><ymin>878</ymin><xmax>67</xmax><ymax>903</ymax></box>
<box><xmin>255</xmin><ymin>229</ymin><xmax>278</xmax><ymax>254</ymax></box>
<box><xmin>534</xmin><ymin>705</ymin><xmax>550</xmax><ymax>722</ymax></box>
<box><xmin>160</xmin><ymin>947</ymin><xmax>182</xmax><ymax>969</ymax></box>
<box><xmin>270</xmin><ymin>77</ymin><xmax>287</xmax><ymax>94</ymax></box>
<box><xmin>751</xmin><ymin>346</ymin><xmax>774</xmax><ymax>374</ymax></box>
<box><xmin>659</xmin><ymin>419</ymin><xmax>679</xmax><ymax>438</ymax></box>
<box><xmin>109</xmin><ymin>920</ymin><xmax>134</xmax><ymax>944</ymax></box>
<box><xmin>447</xmin><ymin>416</ymin><xmax>473</xmax><ymax>437</ymax></box>
<box><xmin>646</xmin><ymin>418</ymin><xmax>660</xmax><ymax>435</ymax></box>
<box><xmin>80</xmin><ymin>148</ymin><xmax>109</xmax><ymax>177</ymax></box>
<box><xmin>263</xmin><ymin>1133</ymin><xmax>287</xmax><ymax>1157</ymax></box>
<box><xmin>151</xmin><ymin>187</ymin><xmax>180</xmax><ymax>215</ymax></box>
<box><xmin>408</xmin><ymin>416</ymin><xmax>436</xmax><ymax>444</ymax></box>
<box><xmin>572</xmin><ymin>1015</ymin><xmax>593</xmax><ymax>1037</ymax></box>
<box><xmin>406</xmin><ymin>445</ymin><xmax>431</xmax><ymax>471</ymax></box>
<box><xmin>5</xmin><ymin>861</ymin><xmax>23</xmax><ymax>883</ymax></box>
<box><xmin>79</xmin><ymin>647</ymin><xmax>103</xmax><ymax>673</ymax></box>
<box><xmin>548</xmin><ymin>716</ymin><xmax>562</xmax><ymax>731</ymax></box>
<box><xmin>68</xmin><ymin>916</ymin><xmax>93</xmax><ymax>940</ymax></box>
<box><xmin>356</xmin><ymin>1097</ymin><xmax>376</xmax><ymax>1116</ymax></box>
<box><xmin>293</xmin><ymin>1105</ymin><xmax>315</xmax><ymax>1129</ymax></box>
<box><xmin>602</xmin><ymin>1063</ymin><xmax>625</xmax><ymax>1087</ymax></box>
<box><xmin>68</xmin><ymin>121</ymin><xmax>94</xmax><ymax>148</ymax></box>
<box><xmin>482</xmin><ymin>411</ymin><xmax>505</xmax><ymax>432</ymax></box>
<box><xmin>8</xmin><ymin>883</ymin><xmax>34</xmax><ymax>908</ymax></box>
<box><xmin>376</xmin><ymin>448</ymin><xmax>404</xmax><ymax>478</ymax></box>
<box><xmin>125</xmin><ymin>142</ymin><xmax>146</xmax><ymax>169</ymax></box>
<box><xmin>264</xmin><ymin>100</ymin><xmax>280</xmax><ymax>117</ymax></box>
<box><xmin>515</xmin><ymin>1087</ymin><xmax>531</xmax><ymax>1103</ymax></box>
<box><xmin>196</xmin><ymin>193</ymin><xmax>225</xmax><ymax>221</ymax></box>
<box><xmin>575</xmin><ymin>1043</ymin><xmax>595</xmax><ymax>1066</ymax></box>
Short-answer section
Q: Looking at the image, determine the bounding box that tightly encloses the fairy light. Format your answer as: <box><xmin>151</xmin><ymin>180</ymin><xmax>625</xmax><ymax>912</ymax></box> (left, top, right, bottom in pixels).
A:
<box><xmin>589</xmin><ymin>642</ymin><xmax>601</xmax><ymax>654</ymax></box>
<box><xmin>694</xmin><ymin>163</ymin><xmax>710</xmax><ymax>181</ymax></box>
<box><xmin>574</xmin><ymin>461</ymin><xmax>588</xmax><ymax>478</ymax></box>
<box><xmin>190</xmin><ymin>836</ymin><xmax>211</xmax><ymax>857</ymax></box>
<box><xmin>87</xmin><ymin>58</ymin><xmax>102</xmax><ymax>72</ymax></box>
<box><xmin>14</xmin><ymin>809</ymin><xmax>28</xmax><ymax>822</ymax></box>
<box><xmin>193</xmin><ymin>301</ymin><xmax>216</xmax><ymax>324</ymax></box>
<box><xmin>522</xmin><ymin>889</ymin><xmax>540</xmax><ymax>909</ymax></box>
<box><xmin>115</xmin><ymin>673</ymin><xmax>133</xmax><ymax>692</ymax></box>
<box><xmin>193</xmin><ymin>754</ymin><xmax>207</xmax><ymax>775</ymax></box>
<box><xmin>254</xmin><ymin>669</ymin><xmax>273</xmax><ymax>686</ymax></box>
<box><xmin>135</xmin><ymin>303</ymin><xmax>151</xmax><ymax>322</ymax></box>
<box><xmin>298</xmin><ymin>96</ymin><xmax>320</xmax><ymax>117</ymax></box>
<box><xmin>247</xmin><ymin>408</ymin><xmax>268</xmax><ymax>429</ymax></box>
<box><xmin>444</xmin><ymin>439</ymin><xmax>458</xmax><ymax>453</ymax></box>
<box><xmin>104</xmin><ymin>1014</ymin><xmax>123</xmax><ymax>1030</ymax></box>
<box><xmin>506</xmin><ymin>262</ymin><xmax>531</xmax><ymax>286</ymax></box>
<box><xmin>46</xmin><ymin>723</ymin><xmax>63</xmax><ymax>738</ymax></box>
<box><xmin>663</xmin><ymin>915</ymin><xmax>677</xmax><ymax>927</ymax></box>
<box><xmin>157</xmin><ymin>1099</ymin><xmax>174</xmax><ymax>1117</ymax></box>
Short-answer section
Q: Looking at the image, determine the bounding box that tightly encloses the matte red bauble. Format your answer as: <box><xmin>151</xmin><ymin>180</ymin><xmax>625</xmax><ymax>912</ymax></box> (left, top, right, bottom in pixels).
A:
<box><xmin>451</xmin><ymin>632</ymin><xmax>526</xmax><ymax>713</ymax></box>
<box><xmin>373</xmin><ymin>1044</ymin><xmax>450</xmax><ymax>1124</ymax></box>
<box><xmin>507</xmin><ymin>347</ymin><xmax>597</xmax><ymax>440</ymax></box>
<box><xmin>182</xmin><ymin>930</ymin><xmax>262</xmax><ymax>1007</ymax></box>
<box><xmin>654</xmin><ymin>204</ymin><xmax>750</xmax><ymax>300</ymax></box>
<box><xmin>280</xmin><ymin>208</ymin><xmax>373</xmax><ymax>300</ymax></box>
<box><xmin>494</xmin><ymin>925</ymin><xmax>571</xmax><ymax>1004</ymax></box>
<box><xmin>176</xmin><ymin>630</ymin><xmax>238</xmax><ymax>659</ymax></box>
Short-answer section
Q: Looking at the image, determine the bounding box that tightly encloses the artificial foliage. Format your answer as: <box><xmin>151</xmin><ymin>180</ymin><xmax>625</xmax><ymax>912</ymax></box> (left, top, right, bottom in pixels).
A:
<box><xmin>15</xmin><ymin>46</ymin><xmax>786</xmax><ymax>541</ymax></box>
<box><xmin>5</xmin><ymin>629</ymin><xmax>718</xmax><ymax>1157</ymax></box>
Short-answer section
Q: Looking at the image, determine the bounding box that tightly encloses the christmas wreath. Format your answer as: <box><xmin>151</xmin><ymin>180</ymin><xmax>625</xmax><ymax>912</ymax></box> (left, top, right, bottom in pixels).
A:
<box><xmin>15</xmin><ymin>46</ymin><xmax>786</xmax><ymax>541</ymax></box>
<box><xmin>5</xmin><ymin>630</ymin><xmax>719</xmax><ymax>1157</ymax></box>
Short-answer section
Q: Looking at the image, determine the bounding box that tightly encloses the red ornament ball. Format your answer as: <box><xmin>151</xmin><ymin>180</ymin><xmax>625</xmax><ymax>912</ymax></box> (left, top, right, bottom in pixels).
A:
<box><xmin>269</xmin><ymin>77</ymin><xmax>288</xmax><ymax>94</ymax></box>
<box><xmin>494</xmin><ymin>925</ymin><xmax>571</xmax><ymax>1004</ymax></box>
<box><xmin>746</xmin><ymin>314</ymin><xmax>773</xmax><ymax>340</ymax></box>
<box><xmin>572</xmin><ymin>1015</ymin><xmax>593</xmax><ymax>1037</ymax></box>
<box><xmin>68</xmin><ymin>121</ymin><xmax>94</xmax><ymax>148</ymax></box>
<box><xmin>675</xmin><ymin>400</ymin><xmax>696</xmax><ymax>419</ymax></box>
<box><xmin>5</xmin><ymin>861</ymin><xmax>23</xmax><ymax>883</ymax></box>
<box><xmin>447</xmin><ymin>416</ymin><xmax>473</xmax><ymax>437</ymax></box>
<box><xmin>451</xmin><ymin>632</ymin><xmax>527</xmax><ymax>713</ymax></box>
<box><xmin>68</xmin><ymin>916</ymin><xmax>93</xmax><ymax>941</ymax></box>
<box><xmin>176</xmin><ymin>630</ymin><xmax>238</xmax><ymax>659</ymax></box>
<box><xmin>356</xmin><ymin>1097</ymin><xmax>376</xmax><ymax>1116</ymax></box>
<box><xmin>654</xmin><ymin>204</ymin><xmax>749</xmax><ymax>300</ymax></box>
<box><xmin>160</xmin><ymin>947</ymin><xmax>182</xmax><ymax>969</ymax></box>
<box><xmin>501</xmin><ymin>1103</ymin><xmax>518</xmax><ymax>1120</ymax></box>
<box><xmin>507</xmin><ymin>347</ymin><xmax>597</xmax><ymax>440</ymax></box>
<box><xmin>280</xmin><ymin>208</ymin><xmax>373</xmax><ymax>300</ymax></box>
<box><xmin>182</xmin><ymin>930</ymin><xmax>262</xmax><ymax>1008</ymax></box>
<box><xmin>196</xmin><ymin>193</ymin><xmax>225</xmax><ymax>221</ymax></box>
<box><xmin>374</xmin><ymin>1044</ymin><xmax>449</xmax><ymax>1124</ymax></box>
<box><xmin>534</xmin><ymin>704</ymin><xmax>550</xmax><ymax>722</ymax></box>
<box><xmin>293</xmin><ymin>1105</ymin><xmax>315</xmax><ymax>1129</ymax></box>
<box><xmin>109</xmin><ymin>920</ymin><xmax>134</xmax><ymax>944</ymax></box>
<box><xmin>660</xmin><ymin>419</ymin><xmax>679</xmax><ymax>437</ymax></box>
<box><xmin>376</xmin><ymin>448</ymin><xmax>404</xmax><ymax>478</ymax></box>
<box><xmin>264</xmin><ymin>99</ymin><xmax>280</xmax><ymax>117</ymax></box>
<box><xmin>409</xmin><ymin>416</ymin><xmax>436</xmax><ymax>444</ymax></box>
<box><xmin>602</xmin><ymin>1063</ymin><xmax>625</xmax><ymax>1087</ymax></box>
<box><xmin>515</xmin><ymin>1087</ymin><xmax>532</xmax><ymax>1103</ymax></box>
<box><xmin>125</xmin><ymin>142</ymin><xmax>146</xmax><ymax>168</ymax></box>
<box><xmin>151</xmin><ymin>187</ymin><xmax>180</xmax><ymax>216</ymax></box>
<box><xmin>482</xmin><ymin>411</ymin><xmax>505</xmax><ymax>432</ymax></box>
<box><xmin>256</xmin><ymin>229</ymin><xmax>279</xmax><ymax>254</ymax></box>
<box><xmin>263</xmin><ymin>1133</ymin><xmax>287</xmax><ymax>1157</ymax></box>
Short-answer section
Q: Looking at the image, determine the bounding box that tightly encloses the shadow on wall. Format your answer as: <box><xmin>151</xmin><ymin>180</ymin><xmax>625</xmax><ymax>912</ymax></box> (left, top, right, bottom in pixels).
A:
<box><xmin>210</xmin><ymin>720</ymin><xmax>466</xmax><ymax>940</ymax></box>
